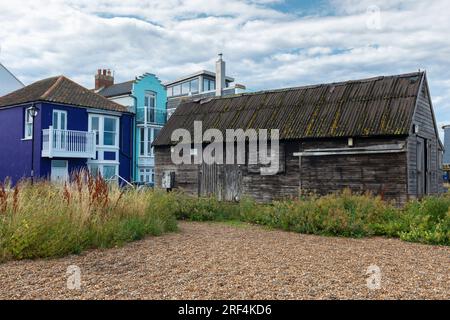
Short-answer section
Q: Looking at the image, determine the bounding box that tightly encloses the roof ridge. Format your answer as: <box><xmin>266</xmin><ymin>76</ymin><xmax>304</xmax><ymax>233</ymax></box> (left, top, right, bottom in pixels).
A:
<box><xmin>40</xmin><ymin>75</ymin><xmax>64</xmax><ymax>99</ymax></box>
<box><xmin>196</xmin><ymin>71</ymin><xmax>425</xmax><ymax>102</ymax></box>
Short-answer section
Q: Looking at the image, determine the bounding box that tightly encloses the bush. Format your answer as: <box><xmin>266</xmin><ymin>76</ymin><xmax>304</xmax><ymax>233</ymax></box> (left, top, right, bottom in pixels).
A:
<box><xmin>0</xmin><ymin>172</ymin><xmax>177</xmax><ymax>262</ymax></box>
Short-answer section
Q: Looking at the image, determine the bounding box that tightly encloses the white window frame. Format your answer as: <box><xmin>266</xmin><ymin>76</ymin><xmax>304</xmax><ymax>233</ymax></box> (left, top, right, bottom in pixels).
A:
<box><xmin>24</xmin><ymin>107</ymin><xmax>34</xmax><ymax>139</ymax></box>
<box><xmin>139</xmin><ymin>127</ymin><xmax>161</xmax><ymax>157</ymax></box>
<box><xmin>144</xmin><ymin>91</ymin><xmax>156</xmax><ymax>124</ymax></box>
<box><xmin>138</xmin><ymin>168</ymin><xmax>154</xmax><ymax>184</ymax></box>
<box><xmin>52</xmin><ymin>110</ymin><xmax>67</xmax><ymax>130</ymax></box>
<box><xmin>88</xmin><ymin>163</ymin><xmax>119</xmax><ymax>180</ymax></box>
<box><xmin>88</xmin><ymin>114</ymin><xmax>120</xmax><ymax>148</ymax></box>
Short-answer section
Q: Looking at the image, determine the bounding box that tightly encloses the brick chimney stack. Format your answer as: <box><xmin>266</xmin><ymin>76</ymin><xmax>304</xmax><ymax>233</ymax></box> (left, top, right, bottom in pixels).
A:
<box><xmin>95</xmin><ymin>69</ymin><xmax>114</xmax><ymax>90</ymax></box>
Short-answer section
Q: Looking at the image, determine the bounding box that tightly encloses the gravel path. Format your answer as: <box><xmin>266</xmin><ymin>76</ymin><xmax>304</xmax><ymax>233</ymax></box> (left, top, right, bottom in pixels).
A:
<box><xmin>0</xmin><ymin>222</ymin><xmax>448</xmax><ymax>300</ymax></box>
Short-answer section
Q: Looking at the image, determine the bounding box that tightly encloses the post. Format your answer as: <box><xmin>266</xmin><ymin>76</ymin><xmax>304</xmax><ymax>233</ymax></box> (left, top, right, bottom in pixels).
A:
<box><xmin>29</xmin><ymin>105</ymin><xmax>39</xmax><ymax>185</ymax></box>
<box><xmin>48</xmin><ymin>126</ymin><xmax>53</xmax><ymax>158</ymax></box>
<box><xmin>31</xmin><ymin>116</ymin><xmax>35</xmax><ymax>185</ymax></box>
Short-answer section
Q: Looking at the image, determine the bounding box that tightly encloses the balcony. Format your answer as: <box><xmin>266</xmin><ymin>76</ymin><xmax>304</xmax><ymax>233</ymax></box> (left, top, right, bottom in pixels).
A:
<box><xmin>136</xmin><ymin>107</ymin><xmax>167</xmax><ymax>126</ymax></box>
<box><xmin>42</xmin><ymin>127</ymin><xmax>96</xmax><ymax>159</ymax></box>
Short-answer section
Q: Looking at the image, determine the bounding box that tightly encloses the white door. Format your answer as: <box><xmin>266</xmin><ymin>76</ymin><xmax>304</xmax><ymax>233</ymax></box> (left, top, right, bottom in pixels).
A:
<box><xmin>53</xmin><ymin>110</ymin><xmax>67</xmax><ymax>150</ymax></box>
<box><xmin>51</xmin><ymin>160</ymin><xmax>68</xmax><ymax>183</ymax></box>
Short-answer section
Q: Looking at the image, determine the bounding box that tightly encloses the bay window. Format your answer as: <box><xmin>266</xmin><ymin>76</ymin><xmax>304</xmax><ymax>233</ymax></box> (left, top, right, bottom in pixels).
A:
<box><xmin>89</xmin><ymin>115</ymin><xmax>119</xmax><ymax>147</ymax></box>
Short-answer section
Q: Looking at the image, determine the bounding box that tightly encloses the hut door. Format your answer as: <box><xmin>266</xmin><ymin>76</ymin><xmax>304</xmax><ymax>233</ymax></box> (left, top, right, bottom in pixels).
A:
<box><xmin>199</xmin><ymin>163</ymin><xmax>242</xmax><ymax>201</ymax></box>
<box><xmin>417</xmin><ymin>137</ymin><xmax>427</xmax><ymax>197</ymax></box>
<box><xmin>199</xmin><ymin>163</ymin><xmax>223</xmax><ymax>200</ymax></box>
<box><xmin>223</xmin><ymin>165</ymin><xmax>242</xmax><ymax>202</ymax></box>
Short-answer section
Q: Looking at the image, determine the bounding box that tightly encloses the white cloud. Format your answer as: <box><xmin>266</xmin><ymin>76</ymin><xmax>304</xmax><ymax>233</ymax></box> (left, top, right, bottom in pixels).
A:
<box><xmin>0</xmin><ymin>0</ymin><xmax>449</xmax><ymax>128</ymax></box>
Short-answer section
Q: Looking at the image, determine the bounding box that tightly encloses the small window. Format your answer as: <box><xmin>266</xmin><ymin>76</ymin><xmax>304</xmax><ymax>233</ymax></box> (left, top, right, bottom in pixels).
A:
<box><xmin>24</xmin><ymin>108</ymin><xmax>34</xmax><ymax>139</ymax></box>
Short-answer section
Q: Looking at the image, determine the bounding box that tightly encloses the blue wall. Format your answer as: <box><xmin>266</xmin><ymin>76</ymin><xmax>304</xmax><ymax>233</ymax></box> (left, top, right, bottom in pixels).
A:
<box><xmin>0</xmin><ymin>103</ymin><xmax>42</xmax><ymax>184</ymax></box>
<box><xmin>0</xmin><ymin>101</ymin><xmax>133</xmax><ymax>185</ymax></box>
<box><xmin>119</xmin><ymin>112</ymin><xmax>134</xmax><ymax>183</ymax></box>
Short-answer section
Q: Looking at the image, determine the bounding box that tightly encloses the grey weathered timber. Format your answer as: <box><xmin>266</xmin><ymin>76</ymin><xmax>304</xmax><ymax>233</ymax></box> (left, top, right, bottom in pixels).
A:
<box><xmin>154</xmin><ymin>72</ymin><xmax>444</xmax><ymax>205</ymax></box>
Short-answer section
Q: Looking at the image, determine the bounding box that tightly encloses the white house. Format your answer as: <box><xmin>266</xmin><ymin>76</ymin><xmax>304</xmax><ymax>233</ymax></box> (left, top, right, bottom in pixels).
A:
<box><xmin>0</xmin><ymin>62</ymin><xmax>24</xmax><ymax>96</ymax></box>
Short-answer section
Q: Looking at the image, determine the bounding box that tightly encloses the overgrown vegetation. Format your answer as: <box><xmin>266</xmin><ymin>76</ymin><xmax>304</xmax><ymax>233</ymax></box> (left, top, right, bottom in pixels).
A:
<box><xmin>0</xmin><ymin>172</ymin><xmax>177</xmax><ymax>262</ymax></box>
<box><xmin>1</xmin><ymin>178</ymin><xmax>448</xmax><ymax>263</ymax></box>
<box><xmin>171</xmin><ymin>190</ymin><xmax>450</xmax><ymax>246</ymax></box>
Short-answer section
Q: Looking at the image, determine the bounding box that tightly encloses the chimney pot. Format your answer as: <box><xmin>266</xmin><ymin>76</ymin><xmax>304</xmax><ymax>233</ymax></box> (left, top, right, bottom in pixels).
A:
<box><xmin>95</xmin><ymin>68</ymin><xmax>114</xmax><ymax>90</ymax></box>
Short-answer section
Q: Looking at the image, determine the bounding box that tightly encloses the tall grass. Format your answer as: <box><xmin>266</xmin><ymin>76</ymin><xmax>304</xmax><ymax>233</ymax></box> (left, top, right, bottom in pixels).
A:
<box><xmin>0</xmin><ymin>172</ymin><xmax>177</xmax><ymax>262</ymax></box>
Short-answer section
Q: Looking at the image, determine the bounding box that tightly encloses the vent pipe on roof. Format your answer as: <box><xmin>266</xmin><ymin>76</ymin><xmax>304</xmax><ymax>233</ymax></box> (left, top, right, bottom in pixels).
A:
<box><xmin>215</xmin><ymin>53</ymin><xmax>225</xmax><ymax>97</ymax></box>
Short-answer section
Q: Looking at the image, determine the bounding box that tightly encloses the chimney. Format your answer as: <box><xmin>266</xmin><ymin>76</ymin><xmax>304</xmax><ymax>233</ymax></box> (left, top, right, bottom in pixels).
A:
<box><xmin>443</xmin><ymin>125</ymin><xmax>450</xmax><ymax>165</ymax></box>
<box><xmin>215</xmin><ymin>53</ymin><xmax>226</xmax><ymax>97</ymax></box>
<box><xmin>95</xmin><ymin>68</ymin><xmax>114</xmax><ymax>90</ymax></box>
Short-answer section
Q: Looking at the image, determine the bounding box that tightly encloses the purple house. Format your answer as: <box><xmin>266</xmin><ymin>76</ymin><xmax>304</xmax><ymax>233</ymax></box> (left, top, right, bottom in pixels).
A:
<box><xmin>0</xmin><ymin>76</ymin><xmax>134</xmax><ymax>185</ymax></box>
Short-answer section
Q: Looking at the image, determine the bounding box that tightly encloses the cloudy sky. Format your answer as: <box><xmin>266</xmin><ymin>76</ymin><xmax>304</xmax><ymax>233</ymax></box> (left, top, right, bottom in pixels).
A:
<box><xmin>0</xmin><ymin>0</ymin><xmax>449</xmax><ymax>132</ymax></box>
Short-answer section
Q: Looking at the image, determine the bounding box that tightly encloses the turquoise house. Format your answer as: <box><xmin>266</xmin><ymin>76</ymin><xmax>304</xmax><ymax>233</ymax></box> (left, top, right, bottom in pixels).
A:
<box><xmin>97</xmin><ymin>70</ymin><xmax>166</xmax><ymax>185</ymax></box>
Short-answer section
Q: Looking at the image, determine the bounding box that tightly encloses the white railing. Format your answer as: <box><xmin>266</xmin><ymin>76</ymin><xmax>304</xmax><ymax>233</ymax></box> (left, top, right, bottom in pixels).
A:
<box><xmin>42</xmin><ymin>126</ymin><xmax>96</xmax><ymax>159</ymax></box>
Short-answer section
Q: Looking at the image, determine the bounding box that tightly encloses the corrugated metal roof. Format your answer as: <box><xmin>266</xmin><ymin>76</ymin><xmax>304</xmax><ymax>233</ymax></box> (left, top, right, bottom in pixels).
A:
<box><xmin>154</xmin><ymin>72</ymin><xmax>424</xmax><ymax>146</ymax></box>
<box><xmin>0</xmin><ymin>76</ymin><xmax>127</xmax><ymax>112</ymax></box>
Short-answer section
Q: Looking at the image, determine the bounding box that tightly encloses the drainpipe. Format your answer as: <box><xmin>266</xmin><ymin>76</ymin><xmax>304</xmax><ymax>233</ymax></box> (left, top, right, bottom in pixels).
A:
<box><xmin>131</xmin><ymin>94</ymin><xmax>138</xmax><ymax>183</ymax></box>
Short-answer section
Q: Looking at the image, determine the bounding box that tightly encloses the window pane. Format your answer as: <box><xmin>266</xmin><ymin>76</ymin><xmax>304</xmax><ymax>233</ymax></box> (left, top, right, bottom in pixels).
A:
<box><xmin>147</xmin><ymin>128</ymin><xmax>152</xmax><ymax>156</ymax></box>
<box><xmin>191</xmin><ymin>79</ymin><xmax>199</xmax><ymax>93</ymax></box>
<box><xmin>52</xmin><ymin>160</ymin><xmax>67</xmax><ymax>168</ymax></box>
<box><xmin>26</xmin><ymin>124</ymin><xmax>32</xmax><ymax>137</ymax></box>
<box><xmin>173</xmin><ymin>85</ymin><xmax>181</xmax><ymax>96</ymax></box>
<box><xmin>53</xmin><ymin>112</ymin><xmax>58</xmax><ymax>128</ymax></box>
<box><xmin>154</xmin><ymin>128</ymin><xmax>161</xmax><ymax>140</ymax></box>
<box><xmin>104</xmin><ymin>132</ymin><xmax>115</xmax><ymax>145</ymax></box>
<box><xmin>103</xmin><ymin>166</ymin><xmax>116</xmax><ymax>179</ymax></box>
<box><xmin>150</xmin><ymin>96</ymin><xmax>155</xmax><ymax>108</ymax></box>
<box><xmin>104</xmin><ymin>118</ymin><xmax>116</xmax><ymax>132</ymax></box>
<box><xmin>144</xmin><ymin>96</ymin><xmax>149</xmax><ymax>107</ymax></box>
<box><xmin>61</xmin><ymin>113</ymin><xmax>66</xmax><ymax>130</ymax></box>
<box><xmin>210</xmin><ymin>80</ymin><xmax>215</xmax><ymax>90</ymax></box>
<box><xmin>91</xmin><ymin>117</ymin><xmax>99</xmax><ymax>131</ymax></box>
<box><xmin>140</xmin><ymin>128</ymin><xmax>145</xmax><ymax>156</ymax></box>
<box><xmin>182</xmin><ymin>82</ymin><xmax>190</xmax><ymax>94</ymax></box>
<box><xmin>89</xmin><ymin>164</ymin><xmax>99</xmax><ymax>177</ymax></box>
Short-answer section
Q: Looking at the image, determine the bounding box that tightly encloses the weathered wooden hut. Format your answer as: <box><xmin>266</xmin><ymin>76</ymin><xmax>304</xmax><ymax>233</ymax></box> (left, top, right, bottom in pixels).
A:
<box><xmin>153</xmin><ymin>72</ymin><xmax>444</xmax><ymax>204</ymax></box>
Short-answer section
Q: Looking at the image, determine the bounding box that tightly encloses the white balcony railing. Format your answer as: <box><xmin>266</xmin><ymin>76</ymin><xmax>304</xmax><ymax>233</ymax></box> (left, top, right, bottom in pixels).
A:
<box><xmin>42</xmin><ymin>126</ymin><xmax>96</xmax><ymax>159</ymax></box>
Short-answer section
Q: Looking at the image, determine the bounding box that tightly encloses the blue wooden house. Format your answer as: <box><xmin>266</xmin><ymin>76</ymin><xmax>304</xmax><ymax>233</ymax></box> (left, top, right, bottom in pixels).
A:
<box><xmin>0</xmin><ymin>75</ymin><xmax>134</xmax><ymax>184</ymax></box>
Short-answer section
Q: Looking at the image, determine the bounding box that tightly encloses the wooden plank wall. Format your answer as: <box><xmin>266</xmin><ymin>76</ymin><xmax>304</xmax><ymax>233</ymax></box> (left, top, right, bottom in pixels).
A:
<box><xmin>407</xmin><ymin>81</ymin><xmax>443</xmax><ymax>197</ymax></box>
<box><xmin>155</xmin><ymin>137</ymin><xmax>411</xmax><ymax>204</ymax></box>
